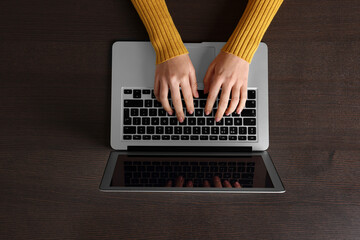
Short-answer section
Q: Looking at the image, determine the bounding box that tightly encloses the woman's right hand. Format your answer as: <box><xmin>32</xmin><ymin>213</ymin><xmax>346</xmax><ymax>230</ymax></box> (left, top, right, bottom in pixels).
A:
<box><xmin>154</xmin><ymin>54</ymin><xmax>199</xmax><ymax>122</ymax></box>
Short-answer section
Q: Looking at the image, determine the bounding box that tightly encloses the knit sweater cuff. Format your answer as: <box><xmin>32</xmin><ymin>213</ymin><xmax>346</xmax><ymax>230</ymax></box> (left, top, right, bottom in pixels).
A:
<box><xmin>131</xmin><ymin>0</ymin><xmax>189</xmax><ymax>64</ymax></box>
<box><xmin>221</xmin><ymin>0</ymin><xmax>283</xmax><ymax>63</ymax></box>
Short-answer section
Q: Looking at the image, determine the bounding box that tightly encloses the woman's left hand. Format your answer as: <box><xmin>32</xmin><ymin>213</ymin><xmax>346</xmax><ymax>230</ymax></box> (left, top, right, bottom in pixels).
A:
<box><xmin>203</xmin><ymin>51</ymin><xmax>249</xmax><ymax>122</ymax></box>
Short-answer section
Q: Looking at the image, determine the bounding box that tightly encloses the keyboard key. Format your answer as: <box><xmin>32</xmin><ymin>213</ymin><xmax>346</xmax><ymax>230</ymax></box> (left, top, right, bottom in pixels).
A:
<box><xmin>186</xmin><ymin>111</ymin><xmax>194</xmax><ymax>116</ymax></box>
<box><xmin>160</xmin><ymin>118</ymin><xmax>168</xmax><ymax>125</ymax></box>
<box><xmin>171</xmin><ymin>135</ymin><xmax>180</xmax><ymax>140</ymax></box>
<box><xmin>143</xmin><ymin>135</ymin><xmax>151</xmax><ymax>140</ymax></box>
<box><xmin>124</xmin><ymin>100</ymin><xmax>143</xmax><ymax>107</ymax></box>
<box><xmin>230</xmin><ymin>127</ymin><xmax>237</xmax><ymax>134</ymax></box>
<box><xmin>202</xmin><ymin>127</ymin><xmax>210</xmax><ymax>134</ymax></box>
<box><xmin>124</xmin><ymin>108</ymin><xmax>130</xmax><ymax>118</ymax></box>
<box><xmin>220</xmin><ymin>127</ymin><xmax>228</xmax><ymax>134</ymax></box>
<box><xmin>248</xmin><ymin>127</ymin><xmax>256</xmax><ymax>134</ymax></box>
<box><xmin>151</xmin><ymin>90</ymin><xmax>156</xmax><ymax>98</ymax></box>
<box><xmin>149</xmin><ymin>109</ymin><xmax>157</xmax><ymax>116</ymax></box>
<box><xmin>133</xmin><ymin>135</ymin><xmax>141</xmax><ymax>140</ymax></box>
<box><xmin>124</xmin><ymin>89</ymin><xmax>132</xmax><ymax>94</ymax></box>
<box><xmin>219</xmin><ymin>136</ymin><xmax>227</xmax><ymax>140</ymax></box>
<box><xmin>174</xmin><ymin>127</ymin><xmax>182</xmax><ymax>134</ymax></box>
<box><xmin>188</xmin><ymin>118</ymin><xmax>196</xmax><ymax>125</ymax></box>
<box><xmin>156</xmin><ymin>126</ymin><xmax>164</xmax><ymax>134</ymax></box>
<box><xmin>241</xmin><ymin>109</ymin><xmax>256</xmax><ymax>117</ymax></box>
<box><xmin>195</xmin><ymin>109</ymin><xmax>203</xmax><ymax>116</ymax></box>
<box><xmin>191</xmin><ymin>136</ymin><xmax>199</xmax><ymax>140</ymax></box>
<box><xmin>200</xmin><ymin>100</ymin><xmax>206</xmax><ymax>108</ymax></box>
<box><xmin>165</xmin><ymin>126</ymin><xmax>173</xmax><ymax>134</ymax></box>
<box><xmin>146</xmin><ymin>126</ymin><xmax>155</xmax><ymax>134</ymax></box>
<box><xmin>123</xmin><ymin>135</ymin><xmax>132</xmax><ymax>140</ymax></box>
<box><xmin>244</xmin><ymin>118</ymin><xmax>256</xmax><ymax>125</ymax></box>
<box><xmin>151</xmin><ymin>118</ymin><xmax>159</xmax><ymax>125</ymax></box>
<box><xmin>193</xmin><ymin>127</ymin><xmax>201</xmax><ymax>134</ymax></box>
<box><xmin>137</xmin><ymin>126</ymin><xmax>145</xmax><ymax>134</ymax></box>
<box><xmin>124</xmin><ymin>126</ymin><xmax>136</xmax><ymax>134</ymax></box>
<box><xmin>194</xmin><ymin>100</ymin><xmax>199</xmax><ymax>108</ymax></box>
<box><xmin>239</xmin><ymin>127</ymin><xmax>247</xmax><ymax>134</ymax></box>
<box><xmin>206</xmin><ymin>118</ymin><xmax>214</xmax><ymax>125</ymax></box>
<box><xmin>133</xmin><ymin>90</ymin><xmax>141</xmax><ymax>98</ymax></box>
<box><xmin>248</xmin><ymin>136</ymin><xmax>256</xmax><ymax>141</ymax></box>
<box><xmin>232</xmin><ymin>112</ymin><xmax>240</xmax><ymax>117</ymax></box>
<box><xmin>225</xmin><ymin>118</ymin><xmax>233</xmax><ymax>125</ymax></box>
<box><xmin>234</xmin><ymin>118</ymin><xmax>242</xmax><ymax>125</ymax></box>
<box><xmin>210</xmin><ymin>136</ymin><xmax>218</xmax><ymax>140</ymax></box>
<box><xmin>142</xmin><ymin>89</ymin><xmax>150</xmax><ymax>94</ymax></box>
<box><xmin>238</xmin><ymin>136</ymin><xmax>246</xmax><ymax>140</ymax></box>
<box><xmin>170</xmin><ymin>118</ymin><xmax>178</xmax><ymax>125</ymax></box>
<box><xmin>152</xmin><ymin>135</ymin><xmax>160</xmax><ymax>140</ymax></box>
<box><xmin>131</xmin><ymin>109</ymin><xmax>139</xmax><ymax>116</ymax></box>
<box><xmin>197</xmin><ymin>118</ymin><xmax>205</xmax><ymax>125</ymax></box>
<box><xmin>159</xmin><ymin>109</ymin><xmax>166</xmax><ymax>116</ymax></box>
<box><xmin>200</xmin><ymin>136</ymin><xmax>208</xmax><ymax>140</ymax></box>
<box><xmin>140</xmin><ymin>109</ymin><xmax>148</xmax><ymax>116</ymax></box>
<box><xmin>211</xmin><ymin>127</ymin><xmax>219</xmax><ymax>134</ymax></box>
<box><xmin>162</xmin><ymin>135</ymin><xmax>170</xmax><ymax>140</ymax></box>
<box><xmin>133</xmin><ymin>117</ymin><xmax>141</xmax><ymax>125</ymax></box>
<box><xmin>184</xmin><ymin>127</ymin><xmax>191</xmax><ymax>134</ymax></box>
<box><xmin>216</xmin><ymin>119</ymin><xmax>224</xmax><ymax>126</ymax></box>
<box><xmin>246</xmin><ymin>100</ymin><xmax>256</xmax><ymax>108</ymax></box>
<box><xmin>181</xmin><ymin>135</ymin><xmax>189</xmax><ymax>140</ymax></box>
<box><xmin>179</xmin><ymin>118</ymin><xmax>187</xmax><ymax>125</ymax></box>
<box><xmin>198</xmin><ymin>90</ymin><xmax>207</xmax><ymax>99</ymax></box>
<box><xmin>229</xmin><ymin>136</ymin><xmax>237</xmax><ymax>140</ymax></box>
<box><xmin>248</xmin><ymin>90</ymin><xmax>256</xmax><ymax>99</ymax></box>
<box><xmin>142</xmin><ymin>118</ymin><xmax>150</xmax><ymax>125</ymax></box>
<box><xmin>145</xmin><ymin>100</ymin><xmax>152</xmax><ymax>107</ymax></box>
<box><xmin>124</xmin><ymin>117</ymin><xmax>131</xmax><ymax>125</ymax></box>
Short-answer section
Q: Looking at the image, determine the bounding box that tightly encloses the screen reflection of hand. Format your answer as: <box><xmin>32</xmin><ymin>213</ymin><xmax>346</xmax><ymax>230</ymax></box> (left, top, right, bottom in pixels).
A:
<box><xmin>165</xmin><ymin>176</ymin><xmax>241</xmax><ymax>188</ymax></box>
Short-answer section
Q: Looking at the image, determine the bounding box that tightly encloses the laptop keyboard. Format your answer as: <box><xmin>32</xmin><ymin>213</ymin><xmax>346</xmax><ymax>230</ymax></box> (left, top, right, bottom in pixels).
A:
<box><xmin>122</xmin><ymin>88</ymin><xmax>257</xmax><ymax>142</ymax></box>
<box><xmin>124</xmin><ymin>160</ymin><xmax>255</xmax><ymax>187</ymax></box>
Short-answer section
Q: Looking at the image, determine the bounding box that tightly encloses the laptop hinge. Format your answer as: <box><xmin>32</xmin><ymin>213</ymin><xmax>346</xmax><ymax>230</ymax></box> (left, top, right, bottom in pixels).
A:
<box><xmin>127</xmin><ymin>146</ymin><xmax>252</xmax><ymax>152</ymax></box>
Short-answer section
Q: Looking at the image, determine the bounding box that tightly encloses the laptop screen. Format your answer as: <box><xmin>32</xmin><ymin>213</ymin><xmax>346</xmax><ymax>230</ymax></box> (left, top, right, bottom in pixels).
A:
<box><xmin>110</xmin><ymin>155</ymin><xmax>274</xmax><ymax>188</ymax></box>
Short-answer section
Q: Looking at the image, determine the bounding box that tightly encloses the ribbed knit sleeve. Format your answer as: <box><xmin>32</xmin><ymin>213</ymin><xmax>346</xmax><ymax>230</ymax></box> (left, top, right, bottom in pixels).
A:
<box><xmin>222</xmin><ymin>0</ymin><xmax>283</xmax><ymax>63</ymax></box>
<box><xmin>131</xmin><ymin>0</ymin><xmax>189</xmax><ymax>64</ymax></box>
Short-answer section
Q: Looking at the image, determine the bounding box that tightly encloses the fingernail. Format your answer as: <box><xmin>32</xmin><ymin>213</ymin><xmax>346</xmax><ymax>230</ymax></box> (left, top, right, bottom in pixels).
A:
<box><xmin>215</xmin><ymin>117</ymin><xmax>220</xmax><ymax>122</ymax></box>
<box><xmin>226</xmin><ymin>112</ymin><xmax>230</xmax><ymax>116</ymax></box>
<box><xmin>189</xmin><ymin>110</ymin><xmax>193</xmax><ymax>114</ymax></box>
<box><xmin>195</xmin><ymin>92</ymin><xmax>199</xmax><ymax>98</ymax></box>
<box><xmin>179</xmin><ymin>117</ymin><xmax>184</xmax><ymax>122</ymax></box>
<box><xmin>205</xmin><ymin>111</ymin><xmax>210</xmax><ymax>115</ymax></box>
<box><xmin>168</xmin><ymin>111</ymin><xmax>173</xmax><ymax>115</ymax></box>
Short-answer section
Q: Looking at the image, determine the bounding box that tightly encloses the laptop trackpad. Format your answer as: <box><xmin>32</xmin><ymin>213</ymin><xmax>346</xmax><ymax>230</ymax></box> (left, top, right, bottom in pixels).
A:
<box><xmin>187</xmin><ymin>46</ymin><xmax>216</xmax><ymax>87</ymax></box>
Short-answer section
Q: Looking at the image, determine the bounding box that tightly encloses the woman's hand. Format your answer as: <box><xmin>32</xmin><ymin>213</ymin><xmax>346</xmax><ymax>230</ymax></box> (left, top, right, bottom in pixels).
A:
<box><xmin>154</xmin><ymin>54</ymin><xmax>199</xmax><ymax>122</ymax></box>
<box><xmin>203</xmin><ymin>52</ymin><xmax>249</xmax><ymax>122</ymax></box>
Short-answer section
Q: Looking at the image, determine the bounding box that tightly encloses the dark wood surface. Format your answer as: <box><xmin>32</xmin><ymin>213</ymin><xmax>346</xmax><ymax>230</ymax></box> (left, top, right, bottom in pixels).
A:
<box><xmin>1</xmin><ymin>0</ymin><xmax>359</xmax><ymax>239</ymax></box>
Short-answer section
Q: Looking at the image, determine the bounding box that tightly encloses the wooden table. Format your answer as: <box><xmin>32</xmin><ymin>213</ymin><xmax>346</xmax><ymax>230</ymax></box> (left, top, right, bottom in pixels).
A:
<box><xmin>1</xmin><ymin>0</ymin><xmax>359</xmax><ymax>239</ymax></box>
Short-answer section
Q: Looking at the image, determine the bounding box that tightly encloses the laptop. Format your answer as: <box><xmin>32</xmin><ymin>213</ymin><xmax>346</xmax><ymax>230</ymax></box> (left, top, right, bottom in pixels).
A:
<box><xmin>99</xmin><ymin>41</ymin><xmax>285</xmax><ymax>193</ymax></box>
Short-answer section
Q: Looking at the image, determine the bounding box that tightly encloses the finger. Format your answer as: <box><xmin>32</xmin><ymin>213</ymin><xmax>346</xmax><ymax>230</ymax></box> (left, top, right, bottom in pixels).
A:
<box><xmin>225</xmin><ymin>84</ymin><xmax>241</xmax><ymax>116</ymax></box>
<box><xmin>175</xmin><ymin>176</ymin><xmax>184</xmax><ymax>187</ymax></box>
<box><xmin>204</xmin><ymin>77</ymin><xmax>223</xmax><ymax>115</ymax></box>
<box><xmin>180</xmin><ymin>78</ymin><xmax>194</xmax><ymax>114</ymax></box>
<box><xmin>159</xmin><ymin>81</ymin><xmax>173</xmax><ymax>115</ymax></box>
<box><xmin>186</xmin><ymin>180</ymin><xmax>193</xmax><ymax>187</ymax></box>
<box><xmin>223</xmin><ymin>180</ymin><xmax>232</xmax><ymax>188</ymax></box>
<box><xmin>213</xmin><ymin>176</ymin><xmax>222</xmax><ymax>188</ymax></box>
<box><xmin>203</xmin><ymin>180</ymin><xmax>210</xmax><ymax>187</ymax></box>
<box><xmin>154</xmin><ymin>77</ymin><xmax>160</xmax><ymax>102</ymax></box>
<box><xmin>215</xmin><ymin>84</ymin><xmax>232</xmax><ymax>121</ymax></box>
<box><xmin>203</xmin><ymin>64</ymin><xmax>214</xmax><ymax>94</ymax></box>
<box><xmin>234</xmin><ymin>181</ymin><xmax>241</xmax><ymax>188</ymax></box>
<box><xmin>189</xmin><ymin>68</ymin><xmax>199</xmax><ymax>98</ymax></box>
<box><xmin>170</xmin><ymin>81</ymin><xmax>185</xmax><ymax>122</ymax></box>
<box><xmin>236</xmin><ymin>84</ymin><xmax>248</xmax><ymax>114</ymax></box>
<box><xmin>165</xmin><ymin>180</ymin><xmax>172</xmax><ymax>187</ymax></box>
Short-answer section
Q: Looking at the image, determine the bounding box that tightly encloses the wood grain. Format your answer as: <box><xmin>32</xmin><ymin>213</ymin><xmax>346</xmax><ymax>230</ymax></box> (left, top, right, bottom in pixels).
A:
<box><xmin>1</xmin><ymin>0</ymin><xmax>359</xmax><ymax>239</ymax></box>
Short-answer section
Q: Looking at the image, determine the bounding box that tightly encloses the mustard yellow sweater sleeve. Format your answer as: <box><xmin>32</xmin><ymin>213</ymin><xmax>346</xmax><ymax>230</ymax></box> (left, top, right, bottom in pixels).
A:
<box><xmin>131</xmin><ymin>0</ymin><xmax>188</xmax><ymax>64</ymax></box>
<box><xmin>131</xmin><ymin>0</ymin><xmax>283</xmax><ymax>64</ymax></box>
<box><xmin>222</xmin><ymin>0</ymin><xmax>284</xmax><ymax>63</ymax></box>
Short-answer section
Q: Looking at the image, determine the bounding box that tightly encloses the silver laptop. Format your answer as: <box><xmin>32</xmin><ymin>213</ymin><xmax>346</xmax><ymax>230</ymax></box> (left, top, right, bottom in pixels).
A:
<box><xmin>100</xmin><ymin>41</ymin><xmax>285</xmax><ymax>193</ymax></box>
